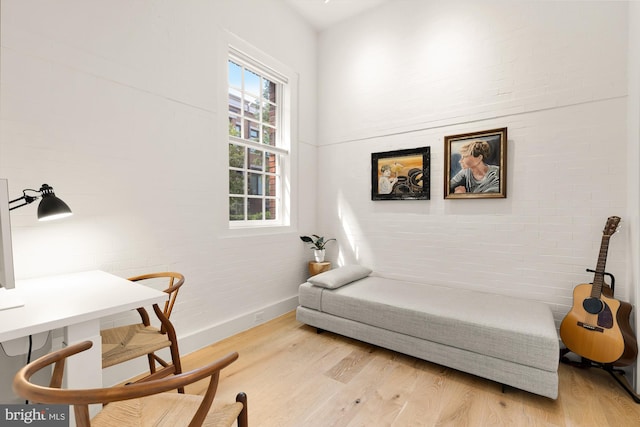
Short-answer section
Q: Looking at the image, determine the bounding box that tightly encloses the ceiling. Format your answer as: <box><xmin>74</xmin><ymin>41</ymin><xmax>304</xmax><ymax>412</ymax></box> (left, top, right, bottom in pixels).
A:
<box><xmin>285</xmin><ymin>0</ymin><xmax>390</xmax><ymax>31</ymax></box>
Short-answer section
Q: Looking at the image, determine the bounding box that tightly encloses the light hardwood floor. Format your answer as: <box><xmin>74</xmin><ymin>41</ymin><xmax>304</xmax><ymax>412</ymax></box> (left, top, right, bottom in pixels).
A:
<box><xmin>177</xmin><ymin>311</ymin><xmax>640</xmax><ymax>426</ymax></box>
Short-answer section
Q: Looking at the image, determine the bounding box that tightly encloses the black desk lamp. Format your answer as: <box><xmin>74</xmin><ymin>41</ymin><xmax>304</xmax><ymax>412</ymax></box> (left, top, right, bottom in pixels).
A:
<box><xmin>8</xmin><ymin>184</ymin><xmax>72</xmax><ymax>221</ymax></box>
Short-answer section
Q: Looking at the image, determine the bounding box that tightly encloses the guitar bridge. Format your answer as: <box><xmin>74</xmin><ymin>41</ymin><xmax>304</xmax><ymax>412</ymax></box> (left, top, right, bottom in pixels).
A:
<box><xmin>577</xmin><ymin>321</ymin><xmax>604</xmax><ymax>333</ymax></box>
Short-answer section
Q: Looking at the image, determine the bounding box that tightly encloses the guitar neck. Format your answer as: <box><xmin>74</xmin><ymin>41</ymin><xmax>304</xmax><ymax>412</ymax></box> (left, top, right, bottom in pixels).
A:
<box><xmin>590</xmin><ymin>235</ymin><xmax>610</xmax><ymax>298</ymax></box>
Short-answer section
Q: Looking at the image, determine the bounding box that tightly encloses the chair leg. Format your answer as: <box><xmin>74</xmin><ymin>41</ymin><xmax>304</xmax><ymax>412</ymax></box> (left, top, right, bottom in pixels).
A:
<box><xmin>153</xmin><ymin>303</ymin><xmax>184</xmax><ymax>393</ymax></box>
<box><xmin>236</xmin><ymin>392</ymin><xmax>248</xmax><ymax>427</ymax></box>
<box><xmin>169</xmin><ymin>341</ymin><xmax>184</xmax><ymax>393</ymax></box>
<box><xmin>147</xmin><ymin>353</ymin><xmax>157</xmax><ymax>374</ymax></box>
<box><xmin>73</xmin><ymin>405</ymin><xmax>92</xmax><ymax>427</ymax></box>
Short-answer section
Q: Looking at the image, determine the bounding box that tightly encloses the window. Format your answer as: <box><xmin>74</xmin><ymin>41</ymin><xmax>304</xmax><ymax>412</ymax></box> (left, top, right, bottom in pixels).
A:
<box><xmin>227</xmin><ymin>50</ymin><xmax>290</xmax><ymax>227</ymax></box>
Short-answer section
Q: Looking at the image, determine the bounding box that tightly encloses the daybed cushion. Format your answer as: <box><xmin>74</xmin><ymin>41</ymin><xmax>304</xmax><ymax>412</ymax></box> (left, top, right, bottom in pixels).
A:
<box><xmin>299</xmin><ymin>276</ymin><xmax>559</xmax><ymax>373</ymax></box>
<box><xmin>308</xmin><ymin>265</ymin><xmax>372</xmax><ymax>289</ymax></box>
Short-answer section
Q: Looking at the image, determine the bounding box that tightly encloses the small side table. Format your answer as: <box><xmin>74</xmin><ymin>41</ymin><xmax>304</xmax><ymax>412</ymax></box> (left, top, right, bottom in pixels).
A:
<box><xmin>308</xmin><ymin>261</ymin><xmax>331</xmax><ymax>276</ymax></box>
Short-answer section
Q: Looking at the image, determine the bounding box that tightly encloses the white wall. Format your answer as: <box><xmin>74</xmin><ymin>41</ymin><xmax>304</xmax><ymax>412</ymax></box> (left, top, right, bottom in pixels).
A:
<box><xmin>628</xmin><ymin>0</ymin><xmax>640</xmax><ymax>391</ymax></box>
<box><xmin>0</xmin><ymin>0</ymin><xmax>318</xmax><ymax>384</ymax></box>
<box><xmin>317</xmin><ymin>0</ymin><xmax>630</xmax><ymax>331</ymax></box>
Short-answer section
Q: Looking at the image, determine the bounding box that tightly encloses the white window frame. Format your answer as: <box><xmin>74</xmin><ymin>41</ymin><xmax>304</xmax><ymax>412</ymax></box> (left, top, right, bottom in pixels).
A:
<box><xmin>225</xmin><ymin>35</ymin><xmax>297</xmax><ymax>232</ymax></box>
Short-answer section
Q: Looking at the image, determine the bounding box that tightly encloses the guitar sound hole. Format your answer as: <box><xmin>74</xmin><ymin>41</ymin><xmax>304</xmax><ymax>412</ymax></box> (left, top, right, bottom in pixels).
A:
<box><xmin>583</xmin><ymin>297</ymin><xmax>604</xmax><ymax>314</ymax></box>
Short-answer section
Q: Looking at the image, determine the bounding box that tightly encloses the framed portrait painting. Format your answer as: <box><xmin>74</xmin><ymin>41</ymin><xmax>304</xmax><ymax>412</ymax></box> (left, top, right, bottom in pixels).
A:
<box><xmin>444</xmin><ymin>127</ymin><xmax>507</xmax><ymax>199</ymax></box>
<box><xmin>371</xmin><ymin>147</ymin><xmax>430</xmax><ymax>200</ymax></box>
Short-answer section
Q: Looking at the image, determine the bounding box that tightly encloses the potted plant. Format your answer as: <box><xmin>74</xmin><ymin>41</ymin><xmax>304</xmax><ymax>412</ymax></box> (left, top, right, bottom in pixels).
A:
<box><xmin>300</xmin><ymin>234</ymin><xmax>336</xmax><ymax>262</ymax></box>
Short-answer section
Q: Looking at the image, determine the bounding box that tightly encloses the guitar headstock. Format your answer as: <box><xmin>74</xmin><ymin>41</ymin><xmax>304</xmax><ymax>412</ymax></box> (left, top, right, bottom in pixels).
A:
<box><xmin>603</xmin><ymin>216</ymin><xmax>621</xmax><ymax>236</ymax></box>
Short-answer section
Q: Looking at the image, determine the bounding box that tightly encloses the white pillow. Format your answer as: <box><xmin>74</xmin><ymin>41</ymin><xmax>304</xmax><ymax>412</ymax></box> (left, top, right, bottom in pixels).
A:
<box><xmin>308</xmin><ymin>265</ymin><xmax>372</xmax><ymax>289</ymax></box>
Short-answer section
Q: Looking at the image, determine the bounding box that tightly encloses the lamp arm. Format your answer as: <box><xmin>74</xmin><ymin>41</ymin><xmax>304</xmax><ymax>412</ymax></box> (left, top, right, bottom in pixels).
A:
<box><xmin>8</xmin><ymin>191</ymin><xmax>40</xmax><ymax>211</ymax></box>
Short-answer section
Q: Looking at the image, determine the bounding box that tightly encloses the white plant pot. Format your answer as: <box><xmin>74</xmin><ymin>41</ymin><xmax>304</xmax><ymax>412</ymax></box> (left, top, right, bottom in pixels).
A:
<box><xmin>313</xmin><ymin>249</ymin><xmax>326</xmax><ymax>263</ymax></box>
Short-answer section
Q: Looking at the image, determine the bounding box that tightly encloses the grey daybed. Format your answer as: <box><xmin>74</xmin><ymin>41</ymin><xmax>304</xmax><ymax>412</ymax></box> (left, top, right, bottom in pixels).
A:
<box><xmin>296</xmin><ymin>265</ymin><xmax>559</xmax><ymax>399</ymax></box>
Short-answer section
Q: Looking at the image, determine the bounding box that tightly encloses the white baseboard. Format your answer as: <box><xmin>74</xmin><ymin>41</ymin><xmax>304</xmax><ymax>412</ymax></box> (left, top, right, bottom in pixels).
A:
<box><xmin>102</xmin><ymin>295</ymin><xmax>298</xmax><ymax>386</ymax></box>
<box><xmin>178</xmin><ymin>295</ymin><xmax>298</xmax><ymax>356</ymax></box>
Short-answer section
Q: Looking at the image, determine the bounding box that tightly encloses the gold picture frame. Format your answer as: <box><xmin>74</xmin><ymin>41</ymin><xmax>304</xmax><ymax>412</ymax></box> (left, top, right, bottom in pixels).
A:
<box><xmin>444</xmin><ymin>127</ymin><xmax>507</xmax><ymax>199</ymax></box>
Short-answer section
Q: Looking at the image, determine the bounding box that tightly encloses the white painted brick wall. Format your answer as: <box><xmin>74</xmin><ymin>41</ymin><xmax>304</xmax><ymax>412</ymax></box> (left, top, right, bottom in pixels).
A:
<box><xmin>317</xmin><ymin>0</ymin><xmax>631</xmax><ymax>329</ymax></box>
<box><xmin>0</xmin><ymin>0</ymin><xmax>318</xmax><ymax>384</ymax></box>
<box><xmin>628</xmin><ymin>1</ymin><xmax>640</xmax><ymax>386</ymax></box>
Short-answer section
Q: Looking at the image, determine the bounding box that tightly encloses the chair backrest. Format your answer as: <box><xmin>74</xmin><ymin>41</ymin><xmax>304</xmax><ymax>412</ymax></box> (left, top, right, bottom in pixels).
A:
<box><xmin>13</xmin><ymin>340</ymin><xmax>238</xmax><ymax>427</ymax></box>
<box><xmin>128</xmin><ymin>272</ymin><xmax>185</xmax><ymax>320</ymax></box>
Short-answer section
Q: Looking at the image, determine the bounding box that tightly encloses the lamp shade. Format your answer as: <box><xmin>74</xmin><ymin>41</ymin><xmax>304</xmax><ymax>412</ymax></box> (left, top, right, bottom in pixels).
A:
<box><xmin>37</xmin><ymin>184</ymin><xmax>72</xmax><ymax>221</ymax></box>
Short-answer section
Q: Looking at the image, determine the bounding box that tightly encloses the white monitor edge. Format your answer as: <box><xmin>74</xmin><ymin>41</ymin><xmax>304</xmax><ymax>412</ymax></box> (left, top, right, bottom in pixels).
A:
<box><xmin>0</xmin><ymin>178</ymin><xmax>16</xmax><ymax>289</ymax></box>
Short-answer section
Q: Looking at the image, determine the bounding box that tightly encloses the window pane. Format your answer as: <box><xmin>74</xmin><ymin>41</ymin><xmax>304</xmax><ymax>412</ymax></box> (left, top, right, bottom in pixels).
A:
<box><xmin>248</xmin><ymin>198</ymin><xmax>263</xmax><ymax>220</ymax></box>
<box><xmin>265</xmin><ymin>152</ymin><xmax>276</xmax><ymax>173</ymax></box>
<box><xmin>229</xmin><ymin>170</ymin><xmax>244</xmax><ymax>195</ymax></box>
<box><xmin>244</xmin><ymin>119</ymin><xmax>260</xmax><ymax>142</ymax></box>
<box><xmin>248</xmin><ymin>172</ymin><xmax>263</xmax><ymax>195</ymax></box>
<box><xmin>262</xmin><ymin>125</ymin><xmax>276</xmax><ymax>146</ymax></box>
<box><xmin>265</xmin><ymin>199</ymin><xmax>277</xmax><ymax>220</ymax></box>
<box><xmin>229</xmin><ymin>144</ymin><xmax>244</xmax><ymax>168</ymax></box>
<box><xmin>263</xmin><ymin>78</ymin><xmax>276</xmax><ymax>103</ymax></box>
<box><xmin>228</xmin><ymin>88</ymin><xmax>241</xmax><ymax>114</ymax></box>
<box><xmin>245</xmin><ymin>69</ymin><xmax>260</xmax><ymax>95</ymax></box>
<box><xmin>248</xmin><ymin>148</ymin><xmax>263</xmax><ymax>171</ymax></box>
<box><xmin>228</xmin><ymin>61</ymin><xmax>242</xmax><ymax>88</ymax></box>
<box><xmin>263</xmin><ymin>102</ymin><xmax>276</xmax><ymax>127</ymax></box>
<box><xmin>265</xmin><ymin>175</ymin><xmax>276</xmax><ymax>196</ymax></box>
<box><xmin>228</xmin><ymin>115</ymin><xmax>241</xmax><ymax>137</ymax></box>
<box><xmin>243</xmin><ymin>94</ymin><xmax>259</xmax><ymax>120</ymax></box>
<box><xmin>229</xmin><ymin>197</ymin><xmax>245</xmax><ymax>221</ymax></box>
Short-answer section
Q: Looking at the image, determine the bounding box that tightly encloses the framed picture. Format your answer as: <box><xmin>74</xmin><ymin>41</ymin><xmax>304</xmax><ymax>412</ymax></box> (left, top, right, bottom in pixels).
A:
<box><xmin>444</xmin><ymin>127</ymin><xmax>507</xmax><ymax>199</ymax></box>
<box><xmin>371</xmin><ymin>147</ymin><xmax>430</xmax><ymax>200</ymax></box>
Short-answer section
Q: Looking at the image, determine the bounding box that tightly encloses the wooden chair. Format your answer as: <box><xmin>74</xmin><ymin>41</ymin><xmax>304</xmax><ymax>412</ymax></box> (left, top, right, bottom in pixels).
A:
<box><xmin>13</xmin><ymin>340</ymin><xmax>248</xmax><ymax>427</ymax></box>
<box><xmin>101</xmin><ymin>272</ymin><xmax>185</xmax><ymax>390</ymax></box>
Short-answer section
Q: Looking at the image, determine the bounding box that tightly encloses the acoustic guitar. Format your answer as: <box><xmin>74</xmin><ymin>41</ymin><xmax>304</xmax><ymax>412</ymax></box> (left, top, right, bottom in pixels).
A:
<box><xmin>559</xmin><ymin>216</ymin><xmax>638</xmax><ymax>366</ymax></box>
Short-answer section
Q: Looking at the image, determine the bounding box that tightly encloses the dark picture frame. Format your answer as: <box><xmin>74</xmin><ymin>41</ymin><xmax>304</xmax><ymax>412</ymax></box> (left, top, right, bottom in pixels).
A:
<box><xmin>371</xmin><ymin>147</ymin><xmax>430</xmax><ymax>200</ymax></box>
<box><xmin>444</xmin><ymin>127</ymin><xmax>507</xmax><ymax>199</ymax></box>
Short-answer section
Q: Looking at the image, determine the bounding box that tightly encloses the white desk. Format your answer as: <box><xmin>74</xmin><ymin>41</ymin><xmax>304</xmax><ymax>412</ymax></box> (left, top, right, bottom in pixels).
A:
<box><xmin>0</xmin><ymin>270</ymin><xmax>167</xmax><ymax>413</ymax></box>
